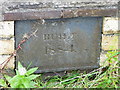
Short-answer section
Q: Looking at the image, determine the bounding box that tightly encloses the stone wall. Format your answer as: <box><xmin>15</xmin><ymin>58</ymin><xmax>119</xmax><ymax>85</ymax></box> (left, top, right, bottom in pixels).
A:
<box><xmin>0</xmin><ymin>21</ymin><xmax>14</xmax><ymax>69</ymax></box>
<box><xmin>100</xmin><ymin>17</ymin><xmax>119</xmax><ymax>66</ymax></box>
<box><xmin>0</xmin><ymin>17</ymin><xmax>119</xmax><ymax>69</ymax></box>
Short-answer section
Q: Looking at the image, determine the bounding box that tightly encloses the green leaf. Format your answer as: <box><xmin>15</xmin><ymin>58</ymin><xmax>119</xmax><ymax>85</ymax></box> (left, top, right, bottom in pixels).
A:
<box><xmin>107</xmin><ymin>79</ymin><xmax>112</xmax><ymax>84</ymax></box>
<box><xmin>15</xmin><ymin>69</ymin><xmax>19</xmax><ymax>75</ymax></box>
<box><xmin>62</xmin><ymin>79</ymin><xmax>77</xmax><ymax>85</ymax></box>
<box><xmin>26</xmin><ymin>67</ymin><xmax>38</xmax><ymax>75</ymax></box>
<box><xmin>18</xmin><ymin>61</ymin><xmax>24</xmax><ymax>70</ymax></box>
<box><xmin>21</xmin><ymin>78</ymin><xmax>31</xmax><ymax>88</ymax></box>
<box><xmin>4</xmin><ymin>75</ymin><xmax>12</xmax><ymax>82</ymax></box>
<box><xmin>21</xmin><ymin>78</ymin><xmax>38</xmax><ymax>88</ymax></box>
<box><xmin>18</xmin><ymin>62</ymin><xmax>27</xmax><ymax>75</ymax></box>
<box><xmin>9</xmin><ymin>75</ymin><xmax>23</xmax><ymax>88</ymax></box>
<box><xmin>26</xmin><ymin>75</ymin><xmax>40</xmax><ymax>80</ymax></box>
<box><xmin>0</xmin><ymin>79</ymin><xmax>7</xmax><ymax>87</ymax></box>
<box><xmin>107</xmin><ymin>51</ymin><xmax>120</xmax><ymax>60</ymax></box>
<box><xmin>30</xmin><ymin>81</ymin><xmax>38</xmax><ymax>88</ymax></box>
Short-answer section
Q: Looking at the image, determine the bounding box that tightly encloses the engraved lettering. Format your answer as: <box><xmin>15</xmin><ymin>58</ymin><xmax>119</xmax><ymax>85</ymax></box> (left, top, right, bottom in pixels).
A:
<box><xmin>47</xmin><ymin>34</ymin><xmax>50</xmax><ymax>39</ymax></box>
<box><xmin>51</xmin><ymin>34</ymin><xmax>54</xmax><ymax>39</ymax></box>
<box><xmin>43</xmin><ymin>33</ymin><xmax>77</xmax><ymax>40</ymax></box>
<box><xmin>43</xmin><ymin>34</ymin><xmax>50</xmax><ymax>40</ymax></box>
<box><xmin>45</xmin><ymin>44</ymin><xmax>76</xmax><ymax>55</ymax></box>
<box><xmin>71</xmin><ymin>44</ymin><xmax>74</xmax><ymax>52</ymax></box>
<box><xmin>43</xmin><ymin>34</ymin><xmax>46</xmax><ymax>40</ymax></box>
<box><xmin>45</xmin><ymin>47</ymin><xmax>48</xmax><ymax>54</ymax></box>
<box><xmin>58</xmin><ymin>33</ymin><xmax>62</xmax><ymax>39</ymax></box>
<box><xmin>45</xmin><ymin>46</ymin><xmax>56</xmax><ymax>55</ymax></box>
<box><xmin>63</xmin><ymin>33</ymin><xmax>66</xmax><ymax>39</ymax></box>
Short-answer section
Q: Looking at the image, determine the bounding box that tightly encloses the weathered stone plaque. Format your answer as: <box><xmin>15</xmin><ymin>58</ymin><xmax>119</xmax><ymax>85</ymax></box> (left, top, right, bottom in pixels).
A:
<box><xmin>15</xmin><ymin>17</ymin><xmax>102</xmax><ymax>72</ymax></box>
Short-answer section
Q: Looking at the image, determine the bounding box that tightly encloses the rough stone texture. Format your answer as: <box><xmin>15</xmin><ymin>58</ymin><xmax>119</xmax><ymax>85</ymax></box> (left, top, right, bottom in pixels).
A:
<box><xmin>100</xmin><ymin>50</ymin><xmax>119</xmax><ymax>66</ymax></box>
<box><xmin>0</xmin><ymin>39</ymin><xmax>14</xmax><ymax>54</ymax></box>
<box><xmin>100</xmin><ymin>17</ymin><xmax>119</xmax><ymax>65</ymax></box>
<box><xmin>103</xmin><ymin>17</ymin><xmax>120</xmax><ymax>34</ymax></box>
<box><xmin>15</xmin><ymin>17</ymin><xmax>102</xmax><ymax>72</ymax></box>
<box><xmin>100</xmin><ymin>52</ymin><xmax>108</xmax><ymax>66</ymax></box>
<box><xmin>0</xmin><ymin>0</ymin><xmax>119</xmax><ymax>70</ymax></box>
<box><xmin>0</xmin><ymin>21</ymin><xmax>14</xmax><ymax>37</ymax></box>
<box><xmin>0</xmin><ymin>55</ymin><xmax>14</xmax><ymax>69</ymax></box>
<box><xmin>102</xmin><ymin>35</ymin><xmax>118</xmax><ymax>50</ymax></box>
<box><xmin>0</xmin><ymin>21</ymin><xmax>14</xmax><ymax>69</ymax></box>
<box><xmin>0</xmin><ymin>1</ymin><xmax>118</xmax><ymax>21</ymax></box>
<box><xmin>1</xmin><ymin>0</ymin><xmax>118</xmax><ymax>2</ymax></box>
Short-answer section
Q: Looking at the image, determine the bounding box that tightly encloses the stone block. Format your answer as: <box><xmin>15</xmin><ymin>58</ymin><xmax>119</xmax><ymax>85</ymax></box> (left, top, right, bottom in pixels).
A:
<box><xmin>103</xmin><ymin>17</ymin><xmax>120</xmax><ymax>34</ymax></box>
<box><xmin>0</xmin><ymin>55</ymin><xmax>14</xmax><ymax>69</ymax></box>
<box><xmin>100</xmin><ymin>52</ymin><xmax>108</xmax><ymax>66</ymax></box>
<box><xmin>0</xmin><ymin>21</ymin><xmax>14</xmax><ymax>37</ymax></box>
<box><xmin>102</xmin><ymin>35</ymin><xmax>118</xmax><ymax>50</ymax></box>
<box><xmin>0</xmin><ymin>39</ymin><xmax>14</xmax><ymax>54</ymax></box>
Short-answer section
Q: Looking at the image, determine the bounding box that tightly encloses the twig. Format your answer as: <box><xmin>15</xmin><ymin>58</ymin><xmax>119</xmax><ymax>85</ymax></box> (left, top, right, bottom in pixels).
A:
<box><xmin>0</xmin><ymin>30</ymin><xmax>38</xmax><ymax>71</ymax></box>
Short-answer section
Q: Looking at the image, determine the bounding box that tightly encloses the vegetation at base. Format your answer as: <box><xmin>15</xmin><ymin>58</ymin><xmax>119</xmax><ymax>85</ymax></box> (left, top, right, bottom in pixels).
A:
<box><xmin>0</xmin><ymin>50</ymin><xmax>119</xmax><ymax>88</ymax></box>
<box><xmin>0</xmin><ymin>62</ymin><xmax>40</xmax><ymax>88</ymax></box>
<box><xmin>36</xmin><ymin>50</ymin><xmax>120</xmax><ymax>88</ymax></box>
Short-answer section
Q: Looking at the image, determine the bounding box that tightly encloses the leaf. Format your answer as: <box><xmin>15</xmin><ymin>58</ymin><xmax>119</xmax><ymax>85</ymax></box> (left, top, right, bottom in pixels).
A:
<box><xmin>26</xmin><ymin>75</ymin><xmax>40</xmax><ymax>80</ymax></box>
<box><xmin>107</xmin><ymin>79</ymin><xmax>112</xmax><ymax>84</ymax></box>
<box><xmin>30</xmin><ymin>81</ymin><xmax>38</xmax><ymax>88</ymax></box>
<box><xmin>9</xmin><ymin>75</ymin><xmax>23</xmax><ymax>88</ymax></box>
<box><xmin>26</xmin><ymin>67</ymin><xmax>38</xmax><ymax>75</ymax></box>
<box><xmin>15</xmin><ymin>69</ymin><xmax>19</xmax><ymax>75</ymax></box>
<box><xmin>107</xmin><ymin>51</ymin><xmax>120</xmax><ymax>60</ymax></box>
<box><xmin>18</xmin><ymin>61</ymin><xmax>24</xmax><ymax>70</ymax></box>
<box><xmin>18</xmin><ymin>62</ymin><xmax>27</xmax><ymax>75</ymax></box>
<box><xmin>21</xmin><ymin>77</ymin><xmax>39</xmax><ymax>88</ymax></box>
<box><xmin>4</xmin><ymin>75</ymin><xmax>12</xmax><ymax>82</ymax></box>
<box><xmin>0</xmin><ymin>79</ymin><xmax>7</xmax><ymax>87</ymax></box>
<box><xmin>62</xmin><ymin>79</ymin><xmax>77</xmax><ymax>85</ymax></box>
<box><xmin>18</xmin><ymin>62</ymin><xmax>25</xmax><ymax>74</ymax></box>
<box><xmin>21</xmin><ymin>78</ymin><xmax>31</xmax><ymax>88</ymax></box>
